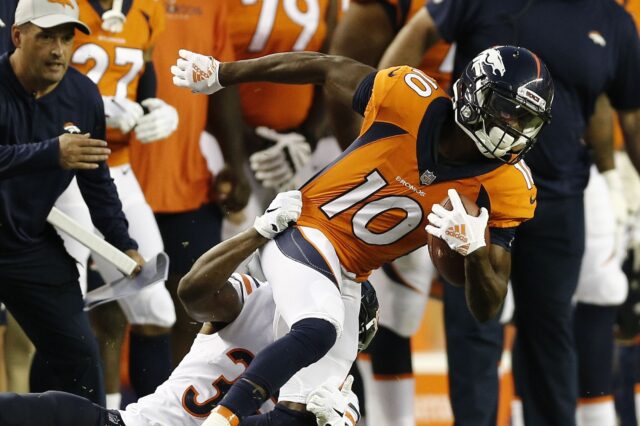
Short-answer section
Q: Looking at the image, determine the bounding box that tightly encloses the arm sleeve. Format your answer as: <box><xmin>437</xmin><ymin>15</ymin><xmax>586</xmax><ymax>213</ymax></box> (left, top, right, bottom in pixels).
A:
<box><xmin>607</xmin><ymin>13</ymin><xmax>640</xmax><ymax>110</ymax></box>
<box><xmin>426</xmin><ymin>0</ymin><xmax>475</xmax><ymax>43</ymax></box>
<box><xmin>489</xmin><ymin>226</ymin><xmax>516</xmax><ymax>252</ymax></box>
<box><xmin>241</xmin><ymin>404</ymin><xmax>317</xmax><ymax>426</ymax></box>
<box><xmin>77</xmin><ymin>89</ymin><xmax>137</xmax><ymax>252</ymax></box>
<box><xmin>0</xmin><ymin>138</ymin><xmax>60</xmax><ymax>179</ymax></box>
<box><xmin>136</xmin><ymin>61</ymin><xmax>157</xmax><ymax>102</ymax></box>
<box><xmin>352</xmin><ymin>71</ymin><xmax>378</xmax><ymax>116</ymax></box>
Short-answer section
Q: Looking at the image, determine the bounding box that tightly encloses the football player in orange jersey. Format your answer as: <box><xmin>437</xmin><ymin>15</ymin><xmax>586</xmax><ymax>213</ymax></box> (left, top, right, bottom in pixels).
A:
<box><xmin>54</xmin><ymin>0</ymin><xmax>179</xmax><ymax>409</ymax></box>
<box><xmin>328</xmin><ymin>2</ymin><xmax>453</xmax><ymax>423</ymax></box>
<box><xmin>172</xmin><ymin>45</ymin><xmax>553</xmax><ymax>426</ymax></box>
<box><xmin>225</xmin><ymin>0</ymin><xmax>338</xmax><ymax>193</ymax></box>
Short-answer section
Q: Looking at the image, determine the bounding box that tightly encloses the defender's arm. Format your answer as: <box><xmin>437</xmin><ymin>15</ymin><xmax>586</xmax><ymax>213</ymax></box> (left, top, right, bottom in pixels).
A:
<box><xmin>464</xmin><ymin>244</ymin><xmax>510</xmax><ymax>322</ymax></box>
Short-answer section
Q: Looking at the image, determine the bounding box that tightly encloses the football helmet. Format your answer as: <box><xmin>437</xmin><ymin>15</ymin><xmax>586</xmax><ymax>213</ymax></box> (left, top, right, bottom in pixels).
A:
<box><xmin>358</xmin><ymin>280</ymin><xmax>379</xmax><ymax>351</ymax></box>
<box><xmin>453</xmin><ymin>46</ymin><xmax>554</xmax><ymax>164</ymax></box>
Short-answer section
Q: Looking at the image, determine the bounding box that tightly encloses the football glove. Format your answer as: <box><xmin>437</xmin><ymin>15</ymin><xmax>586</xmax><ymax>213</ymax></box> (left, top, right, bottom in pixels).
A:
<box><xmin>307</xmin><ymin>375</ymin><xmax>361</xmax><ymax>426</ymax></box>
<box><xmin>101</xmin><ymin>0</ymin><xmax>125</xmax><ymax>33</ymax></box>
<box><xmin>103</xmin><ymin>96</ymin><xmax>144</xmax><ymax>134</ymax></box>
<box><xmin>171</xmin><ymin>49</ymin><xmax>223</xmax><ymax>95</ymax></box>
<box><xmin>253</xmin><ymin>190</ymin><xmax>302</xmax><ymax>239</ymax></box>
<box><xmin>134</xmin><ymin>98</ymin><xmax>179</xmax><ymax>143</ymax></box>
<box><xmin>250</xmin><ymin>127</ymin><xmax>311</xmax><ymax>191</ymax></box>
<box><xmin>426</xmin><ymin>189</ymin><xmax>489</xmax><ymax>256</ymax></box>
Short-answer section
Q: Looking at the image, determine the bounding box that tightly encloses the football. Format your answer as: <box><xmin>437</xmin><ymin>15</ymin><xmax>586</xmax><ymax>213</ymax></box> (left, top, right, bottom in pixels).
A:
<box><xmin>426</xmin><ymin>194</ymin><xmax>490</xmax><ymax>287</ymax></box>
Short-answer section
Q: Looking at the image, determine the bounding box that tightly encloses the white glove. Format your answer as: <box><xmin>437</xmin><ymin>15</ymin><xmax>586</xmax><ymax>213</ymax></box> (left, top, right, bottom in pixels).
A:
<box><xmin>253</xmin><ymin>190</ymin><xmax>302</xmax><ymax>239</ymax></box>
<box><xmin>171</xmin><ymin>49</ymin><xmax>223</xmax><ymax>95</ymax></box>
<box><xmin>425</xmin><ymin>188</ymin><xmax>489</xmax><ymax>256</ymax></box>
<box><xmin>103</xmin><ymin>96</ymin><xmax>144</xmax><ymax>134</ymax></box>
<box><xmin>250</xmin><ymin>127</ymin><xmax>312</xmax><ymax>191</ymax></box>
<box><xmin>134</xmin><ymin>98</ymin><xmax>179</xmax><ymax>143</ymax></box>
<box><xmin>307</xmin><ymin>375</ymin><xmax>361</xmax><ymax>426</ymax></box>
<box><xmin>602</xmin><ymin>168</ymin><xmax>629</xmax><ymax>228</ymax></box>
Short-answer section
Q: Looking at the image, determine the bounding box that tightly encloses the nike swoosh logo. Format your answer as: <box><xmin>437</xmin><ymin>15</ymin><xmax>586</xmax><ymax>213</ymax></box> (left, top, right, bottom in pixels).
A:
<box><xmin>388</xmin><ymin>67</ymin><xmax>401</xmax><ymax>77</ymax></box>
<box><xmin>530</xmin><ymin>196</ymin><xmax>536</xmax><ymax>204</ymax></box>
<box><xmin>333</xmin><ymin>408</ymin><xmax>344</xmax><ymax>417</ymax></box>
<box><xmin>266</xmin><ymin>208</ymin><xmax>279</xmax><ymax>213</ymax></box>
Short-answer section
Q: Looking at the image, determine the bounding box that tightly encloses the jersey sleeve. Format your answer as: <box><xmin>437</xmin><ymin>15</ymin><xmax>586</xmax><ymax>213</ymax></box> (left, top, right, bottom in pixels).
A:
<box><xmin>607</xmin><ymin>11</ymin><xmax>640</xmax><ymax>110</ymax></box>
<box><xmin>426</xmin><ymin>0</ymin><xmax>478</xmax><ymax>44</ymax></box>
<box><xmin>228</xmin><ymin>272</ymin><xmax>264</xmax><ymax>304</ymax></box>
<box><xmin>145</xmin><ymin>0</ymin><xmax>166</xmax><ymax>48</ymax></box>
<box><xmin>211</xmin><ymin>0</ymin><xmax>235</xmax><ymax>61</ymax></box>
<box><xmin>360</xmin><ymin>66</ymin><xmax>449</xmax><ymax>136</ymax></box>
<box><xmin>484</xmin><ymin>161</ymin><xmax>537</xmax><ymax>229</ymax></box>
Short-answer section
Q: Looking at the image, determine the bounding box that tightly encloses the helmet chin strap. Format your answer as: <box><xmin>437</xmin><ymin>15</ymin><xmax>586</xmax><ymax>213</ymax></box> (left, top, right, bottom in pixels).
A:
<box><xmin>102</xmin><ymin>0</ymin><xmax>125</xmax><ymax>33</ymax></box>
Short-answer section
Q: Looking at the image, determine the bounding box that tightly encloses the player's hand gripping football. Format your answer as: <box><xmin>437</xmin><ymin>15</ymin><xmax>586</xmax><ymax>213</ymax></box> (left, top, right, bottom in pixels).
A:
<box><xmin>253</xmin><ymin>190</ymin><xmax>302</xmax><ymax>239</ymax></box>
<box><xmin>250</xmin><ymin>127</ymin><xmax>312</xmax><ymax>191</ymax></box>
<box><xmin>307</xmin><ymin>375</ymin><xmax>361</xmax><ymax>426</ymax></box>
<box><xmin>171</xmin><ymin>49</ymin><xmax>223</xmax><ymax>95</ymax></box>
<box><xmin>426</xmin><ymin>189</ymin><xmax>489</xmax><ymax>256</ymax></box>
<box><xmin>134</xmin><ymin>98</ymin><xmax>179</xmax><ymax>143</ymax></box>
<box><xmin>103</xmin><ymin>96</ymin><xmax>144</xmax><ymax>134</ymax></box>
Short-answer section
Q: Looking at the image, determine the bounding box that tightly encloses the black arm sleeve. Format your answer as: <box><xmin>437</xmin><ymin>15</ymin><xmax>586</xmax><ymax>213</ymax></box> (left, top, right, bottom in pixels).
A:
<box><xmin>241</xmin><ymin>404</ymin><xmax>317</xmax><ymax>426</ymax></box>
<box><xmin>352</xmin><ymin>71</ymin><xmax>377</xmax><ymax>116</ymax></box>
<box><xmin>136</xmin><ymin>61</ymin><xmax>157</xmax><ymax>102</ymax></box>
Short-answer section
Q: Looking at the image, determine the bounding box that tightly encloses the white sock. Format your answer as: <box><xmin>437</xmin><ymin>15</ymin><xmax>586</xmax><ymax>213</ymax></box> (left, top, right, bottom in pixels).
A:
<box><xmin>577</xmin><ymin>398</ymin><xmax>616</xmax><ymax>426</ymax></box>
<box><xmin>106</xmin><ymin>392</ymin><xmax>122</xmax><ymax>410</ymax></box>
<box><xmin>356</xmin><ymin>356</ymin><xmax>375</xmax><ymax>425</ymax></box>
<box><xmin>511</xmin><ymin>398</ymin><xmax>524</xmax><ymax>426</ymax></box>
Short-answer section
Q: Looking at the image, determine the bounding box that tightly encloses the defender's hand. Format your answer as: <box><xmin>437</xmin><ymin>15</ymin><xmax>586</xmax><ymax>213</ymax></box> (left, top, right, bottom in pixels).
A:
<box><xmin>214</xmin><ymin>166</ymin><xmax>250</xmax><ymax>214</ymax></box>
<box><xmin>426</xmin><ymin>189</ymin><xmax>488</xmax><ymax>256</ymax></box>
<box><xmin>253</xmin><ymin>190</ymin><xmax>302</xmax><ymax>239</ymax></box>
<box><xmin>135</xmin><ymin>98</ymin><xmax>179</xmax><ymax>143</ymax></box>
<box><xmin>124</xmin><ymin>249</ymin><xmax>145</xmax><ymax>277</ymax></box>
<box><xmin>103</xmin><ymin>96</ymin><xmax>144</xmax><ymax>134</ymax></box>
<box><xmin>171</xmin><ymin>49</ymin><xmax>223</xmax><ymax>95</ymax></box>
<box><xmin>250</xmin><ymin>127</ymin><xmax>311</xmax><ymax>191</ymax></box>
<box><xmin>307</xmin><ymin>375</ymin><xmax>360</xmax><ymax>426</ymax></box>
<box><xmin>58</xmin><ymin>133</ymin><xmax>111</xmax><ymax>170</ymax></box>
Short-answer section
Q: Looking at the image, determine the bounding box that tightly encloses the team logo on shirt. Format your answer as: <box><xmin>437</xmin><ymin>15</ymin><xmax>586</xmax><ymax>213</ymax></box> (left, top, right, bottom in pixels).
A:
<box><xmin>588</xmin><ymin>31</ymin><xmax>606</xmax><ymax>47</ymax></box>
<box><xmin>63</xmin><ymin>122</ymin><xmax>81</xmax><ymax>134</ymax></box>
<box><xmin>472</xmin><ymin>48</ymin><xmax>506</xmax><ymax>77</ymax></box>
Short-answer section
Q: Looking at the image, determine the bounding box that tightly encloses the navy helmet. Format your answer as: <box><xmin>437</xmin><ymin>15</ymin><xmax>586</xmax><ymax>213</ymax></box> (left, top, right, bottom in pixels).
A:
<box><xmin>358</xmin><ymin>280</ymin><xmax>379</xmax><ymax>351</ymax></box>
<box><xmin>453</xmin><ymin>46</ymin><xmax>554</xmax><ymax>164</ymax></box>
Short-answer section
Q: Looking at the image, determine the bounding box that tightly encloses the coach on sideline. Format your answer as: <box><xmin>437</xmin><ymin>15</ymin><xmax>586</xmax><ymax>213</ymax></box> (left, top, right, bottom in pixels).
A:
<box><xmin>0</xmin><ymin>0</ymin><xmax>143</xmax><ymax>406</ymax></box>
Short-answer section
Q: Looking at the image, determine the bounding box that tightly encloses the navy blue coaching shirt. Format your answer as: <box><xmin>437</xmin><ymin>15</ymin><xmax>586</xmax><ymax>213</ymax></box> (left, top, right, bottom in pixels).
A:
<box><xmin>0</xmin><ymin>0</ymin><xmax>17</xmax><ymax>55</ymax></box>
<box><xmin>427</xmin><ymin>0</ymin><xmax>640</xmax><ymax>197</ymax></box>
<box><xmin>0</xmin><ymin>52</ymin><xmax>136</xmax><ymax>283</ymax></box>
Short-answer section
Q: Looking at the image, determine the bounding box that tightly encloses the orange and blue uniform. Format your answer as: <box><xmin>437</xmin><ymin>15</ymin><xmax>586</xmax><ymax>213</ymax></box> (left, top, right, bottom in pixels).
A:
<box><xmin>226</xmin><ymin>0</ymin><xmax>333</xmax><ymax>131</ymax></box>
<box><xmin>298</xmin><ymin>66</ymin><xmax>536</xmax><ymax>280</ymax></box>
<box><xmin>71</xmin><ymin>0</ymin><xmax>165</xmax><ymax>167</ymax></box>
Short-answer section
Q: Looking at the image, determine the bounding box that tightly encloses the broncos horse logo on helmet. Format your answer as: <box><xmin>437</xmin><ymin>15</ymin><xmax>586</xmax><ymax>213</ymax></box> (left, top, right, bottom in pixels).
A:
<box><xmin>453</xmin><ymin>46</ymin><xmax>554</xmax><ymax>164</ymax></box>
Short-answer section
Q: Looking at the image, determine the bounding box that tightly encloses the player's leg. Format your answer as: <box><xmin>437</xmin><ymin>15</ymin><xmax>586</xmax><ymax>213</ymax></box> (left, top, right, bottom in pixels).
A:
<box><xmin>212</xmin><ymin>227</ymin><xmax>346</xmax><ymax>421</ymax></box>
<box><xmin>363</xmin><ymin>247</ymin><xmax>432</xmax><ymax>426</ymax></box>
<box><xmin>510</xmin><ymin>195</ymin><xmax>584</xmax><ymax>426</ymax></box>
<box><xmin>443</xmin><ymin>283</ymin><xmax>503</xmax><ymax>426</ymax></box>
<box><xmin>0</xmin><ymin>390</ymin><xmax>124</xmax><ymax>426</ymax></box>
<box><xmin>574</xmin><ymin>167</ymin><xmax>626</xmax><ymax>426</ymax></box>
<box><xmin>4</xmin><ymin>312</ymin><xmax>35</xmax><ymax>392</ymax></box>
<box><xmin>102</xmin><ymin>165</ymin><xmax>175</xmax><ymax>398</ymax></box>
<box><xmin>0</xmin><ymin>268</ymin><xmax>105</xmax><ymax>404</ymax></box>
<box><xmin>0</xmin><ymin>303</ymin><xmax>7</xmax><ymax>392</ymax></box>
<box><xmin>156</xmin><ymin>203</ymin><xmax>224</xmax><ymax>365</ymax></box>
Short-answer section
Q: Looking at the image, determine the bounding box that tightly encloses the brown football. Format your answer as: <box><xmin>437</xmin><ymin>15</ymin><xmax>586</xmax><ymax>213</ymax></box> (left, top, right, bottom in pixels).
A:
<box><xmin>426</xmin><ymin>194</ymin><xmax>490</xmax><ymax>287</ymax></box>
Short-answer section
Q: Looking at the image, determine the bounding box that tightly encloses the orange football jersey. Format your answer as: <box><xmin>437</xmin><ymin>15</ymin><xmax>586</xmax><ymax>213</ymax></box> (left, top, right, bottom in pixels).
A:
<box><xmin>297</xmin><ymin>67</ymin><xmax>536</xmax><ymax>280</ymax></box>
<box><xmin>227</xmin><ymin>0</ymin><xmax>332</xmax><ymax>130</ymax></box>
<box><xmin>129</xmin><ymin>0</ymin><xmax>236</xmax><ymax>213</ymax></box>
<box><xmin>72</xmin><ymin>0</ymin><xmax>165</xmax><ymax>166</ymax></box>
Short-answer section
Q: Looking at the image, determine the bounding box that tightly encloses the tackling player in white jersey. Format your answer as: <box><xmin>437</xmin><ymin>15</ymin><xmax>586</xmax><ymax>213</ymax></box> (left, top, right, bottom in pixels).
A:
<box><xmin>0</xmin><ymin>191</ymin><xmax>376</xmax><ymax>426</ymax></box>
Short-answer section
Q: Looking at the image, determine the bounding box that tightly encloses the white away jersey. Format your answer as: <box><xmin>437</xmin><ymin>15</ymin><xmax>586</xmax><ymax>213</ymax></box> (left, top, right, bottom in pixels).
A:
<box><xmin>120</xmin><ymin>273</ymin><xmax>276</xmax><ymax>426</ymax></box>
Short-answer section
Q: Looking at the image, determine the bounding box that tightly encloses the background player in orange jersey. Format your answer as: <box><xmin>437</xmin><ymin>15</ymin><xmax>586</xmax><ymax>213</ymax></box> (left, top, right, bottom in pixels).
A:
<box><xmin>129</xmin><ymin>0</ymin><xmax>250</xmax><ymax>367</ymax></box>
<box><xmin>54</xmin><ymin>0</ymin><xmax>179</xmax><ymax>409</ymax></box>
<box><xmin>225</xmin><ymin>0</ymin><xmax>338</xmax><ymax>193</ymax></box>
<box><xmin>172</xmin><ymin>45</ymin><xmax>554</xmax><ymax>426</ymax></box>
<box><xmin>328</xmin><ymin>2</ymin><xmax>453</xmax><ymax>423</ymax></box>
